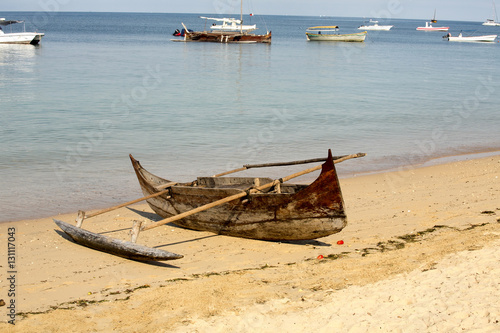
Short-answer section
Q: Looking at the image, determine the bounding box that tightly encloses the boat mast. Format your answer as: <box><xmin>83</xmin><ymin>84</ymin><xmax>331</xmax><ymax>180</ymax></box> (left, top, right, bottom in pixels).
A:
<box><xmin>240</xmin><ymin>0</ymin><xmax>243</xmax><ymax>33</ymax></box>
<box><xmin>494</xmin><ymin>1</ymin><xmax>499</xmax><ymax>22</ymax></box>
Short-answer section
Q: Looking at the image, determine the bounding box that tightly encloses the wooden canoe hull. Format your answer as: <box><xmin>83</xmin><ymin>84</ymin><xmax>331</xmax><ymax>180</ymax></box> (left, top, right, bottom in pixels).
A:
<box><xmin>184</xmin><ymin>31</ymin><xmax>271</xmax><ymax>43</ymax></box>
<box><xmin>130</xmin><ymin>152</ymin><xmax>347</xmax><ymax>241</ymax></box>
<box><xmin>54</xmin><ymin>219</ymin><xmax>183</xmax><ymax>261</ymax></box>
<box><xmin>306</xmin><ymin>31</ymin><xmax>367</xmax><ymax>42</ymax></box>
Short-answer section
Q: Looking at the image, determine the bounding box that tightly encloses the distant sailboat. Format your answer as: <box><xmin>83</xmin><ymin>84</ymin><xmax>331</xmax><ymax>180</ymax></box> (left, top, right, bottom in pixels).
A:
<box><xmin>483</xmin><ymin>1</ymin><xmax>500</xmax><ymax>26</ymax></box>
<box><xmin>417</xmin><ymin>9</ymin><xmax>449</xmax><ymax>31</ymax></box>
<box><xmin>431</xmin><ymin>9</ymin><xmax>438</xmax><ymax>23</ymax></box>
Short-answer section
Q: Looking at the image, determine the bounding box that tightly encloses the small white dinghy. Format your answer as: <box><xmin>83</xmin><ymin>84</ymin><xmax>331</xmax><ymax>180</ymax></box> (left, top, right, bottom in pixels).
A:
<box><xmin>444</xmin><ymin>32</ymin><xmax>497</xmax><ymax>43</ymax></box>
<box><xmin>358</xmin><ymin>19</ymin><xmax>393</xmax><ymax>31</ymax></box>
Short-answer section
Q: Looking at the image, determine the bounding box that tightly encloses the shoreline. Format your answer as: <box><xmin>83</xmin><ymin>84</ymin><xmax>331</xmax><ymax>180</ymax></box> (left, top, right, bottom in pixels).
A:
<box><xmin>338</xmin><ymin>148</ymin><xmax>500</xmax><ymax>178</ymax></box>
<box><xmin>0</xmin><ymin>153</ymin><xmax>499</xmax><ymax>331</ymax></box>
<box><xmin>2</xmin><ymin>149</ymin><xmax>499</xmax><ymax>224</ymax></box>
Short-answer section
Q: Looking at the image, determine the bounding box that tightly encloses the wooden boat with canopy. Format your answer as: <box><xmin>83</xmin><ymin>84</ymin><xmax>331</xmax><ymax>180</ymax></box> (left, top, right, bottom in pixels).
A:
<box><xmin>178</xmin><ymin>26</ymin><xmax>271</xmax><ymax>43</ymax></box>
<box><xmin>54</xmin><ymin>150</ymin><xmax>365</xmax><ymax>262</ymax></box>
<box><xmin>171</xmin><ymin>0</ymin><xmax>271</xmax><ymax>43</ymax></box>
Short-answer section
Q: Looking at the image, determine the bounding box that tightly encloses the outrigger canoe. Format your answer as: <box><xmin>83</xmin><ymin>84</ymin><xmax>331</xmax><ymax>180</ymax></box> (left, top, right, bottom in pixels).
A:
<box><xmin>130</xmin><ymin>150</ymin><xmax>349</xmax><ymax>241</ymax></box>
<box><xmin>54</xmin><ymin>150</ymin><xmax>365</xmax><ymax>262</ymax></box>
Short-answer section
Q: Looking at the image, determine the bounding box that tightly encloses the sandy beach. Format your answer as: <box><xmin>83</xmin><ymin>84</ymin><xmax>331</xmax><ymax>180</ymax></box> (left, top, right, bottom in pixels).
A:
<box><xmin>1</xmin><ymin>153</ymin><xmax>499</xmax><ymax>332</ymax></box>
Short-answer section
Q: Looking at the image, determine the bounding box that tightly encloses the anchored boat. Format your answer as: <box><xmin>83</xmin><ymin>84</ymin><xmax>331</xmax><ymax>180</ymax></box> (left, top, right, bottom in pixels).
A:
<box><xmin>483</xmin><ymin>1</ymin><xmax>500</xmax><ymax>26</ymax></box>
<box><xmin>306</xmin><ymin>26</ymin><xmax>367</xmax><ymax>42</ymax></box>
<box><xmin>171</xmin><ymin>1</ymin><xmax>271</xmax><ymax>43</ymax></box>
<box><xmin>358</xmin><ymin>19</ymin><xmax>393</xmax><ymax>31</ymax></box>
<box><xmin>0</xmin><ymin>18</ymin><xmax>44</xmax><ymax>45</ymax></box>
<box><xmin>416</xmin><ymin>21</ymin><xmax>449</xmax><ymax>31</ymax></box>
<box><xmin>444</xmin><ymin>32</ymin><xmax>497</xmax><ymax>42</ymax></box>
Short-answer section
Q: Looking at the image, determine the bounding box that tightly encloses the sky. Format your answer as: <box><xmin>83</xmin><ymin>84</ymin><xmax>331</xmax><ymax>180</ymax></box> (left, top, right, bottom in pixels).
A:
<box><xmin>2</xmin><ymin>0</ymin><xmax>497</xmax><ymax>22</ymax></box>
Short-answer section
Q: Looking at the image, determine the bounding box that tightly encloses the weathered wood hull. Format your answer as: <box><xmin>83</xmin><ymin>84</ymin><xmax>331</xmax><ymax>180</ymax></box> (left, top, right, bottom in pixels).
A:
<box><xmin>183</xmin><ymin>31</ymin><xmax>272</xmax><ymax>43</ymax></box>
<box><xmin>54</xmin><ymin>219</ymin><xmax>183</xmax><ymax>261</ymax></box>
<box><xmin>130</xmin><ymin>152</ymin><xmax>347</xmax><ymax>241</ymax></box>
<box><xmin>306</xmin><ymin>31</ymin><xmax>367</xmax><ymax>42</ymax></box>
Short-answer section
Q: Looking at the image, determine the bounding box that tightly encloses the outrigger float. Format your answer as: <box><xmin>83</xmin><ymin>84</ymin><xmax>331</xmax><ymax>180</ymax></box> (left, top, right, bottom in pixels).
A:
<box><xmin>54</xmin><ymin>150</ymin><xmax>365</xmax><ymax>262</ymax></box>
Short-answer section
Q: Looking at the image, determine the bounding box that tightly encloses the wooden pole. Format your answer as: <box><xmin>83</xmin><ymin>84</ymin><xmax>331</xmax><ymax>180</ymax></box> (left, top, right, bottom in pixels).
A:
<box><xmin>212</xmin><ymin>154</ymin><xmax>350</xmax><ymax>177</ymax></box>
<box><xmin>75</xmin><ymin>187</ymin><xmax>174</xmax><ymax>227</ymax></box>
<box><xmin>140</xmin><ymin>152</ymin><xmax>365</xmax><ymax>233</ymax></box>
<box><xmin>130</xmin><ymin>220</ymin><xmax>143</xmax><ymax>243</ymax></box>
<box><xmin>213</xmin><ymin>167</ymin><xmax>248</xmax><ymax>177</ymax></box>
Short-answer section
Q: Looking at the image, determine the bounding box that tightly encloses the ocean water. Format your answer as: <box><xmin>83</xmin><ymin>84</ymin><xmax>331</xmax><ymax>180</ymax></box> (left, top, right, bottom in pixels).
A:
<box><xmin>1</xmin><ymin>12</ymin><xmax>499</xmax><ymax>222</ymax></box>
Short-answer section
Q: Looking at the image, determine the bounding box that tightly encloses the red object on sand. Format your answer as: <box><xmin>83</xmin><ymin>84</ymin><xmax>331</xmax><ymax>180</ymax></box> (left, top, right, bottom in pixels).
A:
<box><xmin>337</xmin><ymin>240</ymin><xmax>344</xmax><ymax>245</ymax></box>
<box><xmin>317</xmin><ymin>255</ymin><xmax>324</xmax><ymax>259</ymax></box>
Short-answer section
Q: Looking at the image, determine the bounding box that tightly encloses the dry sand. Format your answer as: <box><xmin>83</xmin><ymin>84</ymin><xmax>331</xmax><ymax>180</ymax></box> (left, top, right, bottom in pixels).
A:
<box><xmin>0</xmin><ymin>154</ymin><xmax>499</xmax><ymax>332</ymax></box>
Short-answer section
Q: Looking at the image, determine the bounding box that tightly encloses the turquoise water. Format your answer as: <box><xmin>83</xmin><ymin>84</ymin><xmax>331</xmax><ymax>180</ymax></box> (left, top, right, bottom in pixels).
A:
<box><xmin>1</xmin><ymin>12</ymin><xmax>499</xmax><ymax>222</ymax></box>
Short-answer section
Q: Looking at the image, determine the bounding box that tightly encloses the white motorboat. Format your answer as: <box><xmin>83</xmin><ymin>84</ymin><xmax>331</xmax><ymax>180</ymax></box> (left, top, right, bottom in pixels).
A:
<box><xmin>200</xmin><ymin>17</ymin><xmax>257</xmax><ymax>32</ymax></box>
<box><xmin>417</xmin><ymin>21</ymin><xmax>449</xmax><ymax>31</ymax></box>
<box><xmin>444</xmin><ymin>32</ymin><xmax>497</xmax><ymax>42</ymax></box>
<box><xmin>358</xmin><ymin>19</ymin><xmax>393</xmax><ymax>31</ymax></box>
<box><xmin>0</xmin><ymin>18</ymin><xmax>44</xmax><ymax>45</ymax></box>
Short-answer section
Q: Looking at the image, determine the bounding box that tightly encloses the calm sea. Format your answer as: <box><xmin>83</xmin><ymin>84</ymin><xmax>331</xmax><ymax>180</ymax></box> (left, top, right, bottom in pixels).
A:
<box><xmin>1</xmin><ymin>12</ymin><xmax>499</xmax><ymax>222</ymax></box>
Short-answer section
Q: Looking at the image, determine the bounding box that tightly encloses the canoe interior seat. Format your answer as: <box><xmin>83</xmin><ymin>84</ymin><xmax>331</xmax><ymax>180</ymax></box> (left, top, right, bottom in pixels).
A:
<box><xmin>197</xmin><ymin>177</ymin><xmax>274</xmax><ymax>189</ymax></box>
<box><xmin>196</xmin><ymin>177</ymin><xmax>308</xmax><ymax>194</ymax></box>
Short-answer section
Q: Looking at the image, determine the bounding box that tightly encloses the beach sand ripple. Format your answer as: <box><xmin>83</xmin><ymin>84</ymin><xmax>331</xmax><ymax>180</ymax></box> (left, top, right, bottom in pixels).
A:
<box><xmin>172</xmin><ymin>240</ymin><xmax>500</xmax><ymax>332</ymax></box>
<box><xmin>1</xmin><ymin>155</ymin><xmax>499</xmax><ymax>332</ymax></box>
